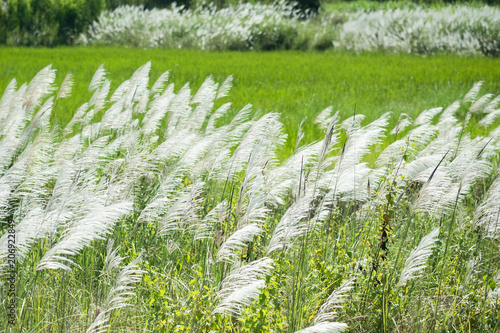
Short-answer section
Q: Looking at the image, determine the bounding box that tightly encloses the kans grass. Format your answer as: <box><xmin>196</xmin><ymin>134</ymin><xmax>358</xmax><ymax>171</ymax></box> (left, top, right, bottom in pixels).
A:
<box><xmin>1</xmin><ymin>59</ymin><xmax>500</xmax><ymax>333</ymax></box>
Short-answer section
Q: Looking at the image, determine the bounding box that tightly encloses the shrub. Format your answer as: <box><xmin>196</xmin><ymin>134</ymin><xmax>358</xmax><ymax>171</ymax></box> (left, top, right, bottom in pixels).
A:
<box><xmin>0</xmin><ymin>0</ymin><xmax>105</xmax><ymax>46</ymax></box>
<box><xmin>82</xmin><ymin>3</ymin><xmax>500</xmax><ymax>56</ymax></box>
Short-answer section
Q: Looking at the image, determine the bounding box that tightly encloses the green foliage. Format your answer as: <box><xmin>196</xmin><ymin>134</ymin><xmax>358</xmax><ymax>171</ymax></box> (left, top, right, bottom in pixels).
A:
<box><xmin>0</xmin><ymin>0</ymin><xmax>105</xmax><ymax>46</ymax></box>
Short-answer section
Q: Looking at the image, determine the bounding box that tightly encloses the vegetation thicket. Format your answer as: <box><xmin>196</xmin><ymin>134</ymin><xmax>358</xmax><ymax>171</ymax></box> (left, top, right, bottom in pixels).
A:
<box><xmin>1</xmin><ymin>61</ymin><xmax>500</xmax><ymax>332</ymax></box>
<box><xmin>1</xmin><ymin>0</ymin><xmax>499</xmax><ymax>52</ymax></box>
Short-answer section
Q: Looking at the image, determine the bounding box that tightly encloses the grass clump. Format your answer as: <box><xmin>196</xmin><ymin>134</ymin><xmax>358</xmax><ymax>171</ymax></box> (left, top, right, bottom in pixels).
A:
<box><xmin>80</xmin><ymin>2</ymin><xmax>500</xmax><ymax>56</ymax></box>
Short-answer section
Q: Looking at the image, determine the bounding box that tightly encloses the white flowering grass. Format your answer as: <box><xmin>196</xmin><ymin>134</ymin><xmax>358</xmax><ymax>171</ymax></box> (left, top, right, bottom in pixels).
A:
<box><xmin>82</xmin><ymin>3</ymin><xmax>500</xmax><ymax>56</ymax></box>
<box><xmin>1</xmin><ymin>64</ymin><xmax>500</xmax><ymax>331</ymax></box>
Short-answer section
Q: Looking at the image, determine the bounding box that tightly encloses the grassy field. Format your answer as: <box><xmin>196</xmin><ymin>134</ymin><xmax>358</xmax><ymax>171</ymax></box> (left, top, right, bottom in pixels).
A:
<box><xmin>1</xmin><ymin>47</ymin><xmax>500</xmax><ymax>333</ymax></box>
<box><xmin>2</xmin><ymin>47</ymin><xmax>500</xmax><ymax>156</ymax></box>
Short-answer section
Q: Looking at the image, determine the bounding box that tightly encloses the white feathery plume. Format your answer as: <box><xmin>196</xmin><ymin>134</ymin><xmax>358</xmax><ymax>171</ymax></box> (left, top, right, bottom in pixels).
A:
<box><xmin>156</xmin><ymin>182</ymin><xmax>204</xmax><ymax>236</ymax></box>
<box><xmin>217</xmin><ymin>121</ymin><xmax>252</xmax><ymax>160</ymax></box>
<box><xmin>151</xmin><ymin>70</ymin><xmax>170</xmax><ymax>95</ymax></box>
<box><xmin>331</xmin><ymin>162</ymin><xmax>374</xmax><ymax>203</ymax></box>
<box><xmin>228</xmin><ymin>103</ymin><xmax>252</xmax><ymax>128</ymax></box>
<box><xmin>216</xmin><ymin>223</ymin><xmax>263</xmax><ymax>264</ymax></box>
<box><xmin>13</xmin><ymin>129</ymin><xmax>57</xmax><ymax>206</ymax></box>
<box><xmin>390</xmin><ymin>113</ymin><xmax>412</xmax><ymax>136</ymax></box>
<box><xmin>89</xmin><ymin>64</ymin><xmax>107</xmax><ymax>93</ymax></box>
<box><xmin>178</xmin><ymin>132</ymin><xmax>220</xmax><ymax>170</ymax></box>
<box><xmin>153</xmin><ymin>129</ymin><xmax>197</xmax><ymax>161</ymax></box>
<box><xmin>57</xmin><ymin>73</ymin><xmax>74</xmax><ymax>99</ymax></box>
<box><xmin>470</xmin><ymin>93</ymin><xmax>493</xmax><ymax>114</ymax></box>
<box><xmin>0</xmin><ymin>152</ymin><xmax>27</xmax><ymax>221</ymax></box>
<box><xmin>29</xmin><ymin>96</ymin><xmax>53</xmax><ymax>130</ymax></box>
<box><xmin>136</xmin><ymin>169</ymin><xmax>185</xmax><ymax>224</ymax></box>
<box><xmin>267</xmin><ymin>192</ymin><xmax>315</xmax><ymax>253</ymax></box>
<box><xmin>54</xmin><ymin>133</ymin><xmax>83</xmax><ymax>164</ymax></box>
<box><xmin>295</xmin><ymin>322</ymin><xmax>348</xmax><ymax>333</ymax></box>
<box><xmin>484</xmin><ymin>95</ymin><xmax>500</xmax><ymax>114</ymax></box>
<box><xmin>400</xmin><ymin>154</ymin><xmax>443</xmax><ymax>181</ymax></box>
<box><xmin>340</xmin><ymin>114</ymin><xmax>366</xmax><ymax>131</ymax></box>
<box><xmin>323</xmin><ymin>113</ymin><xmax>389</xmax><ymax>202</ymax></box>
<box><xmin>214</xmin><ymin>257</ymin><xmax>273</xmax><ymax>316</ymax></box>
<box><xmin>75</xmin><ymin>136</ymin><xmax>110</xmax><ymax>168</ymax></box>
<box><xmin>475</xmin><ymin>175</ymin><xmax>500</xmax><ymax>239</ymax></box>
<box><xmin>295</xmin><ymin>279</ymin><xmax>352</xmax><ymax>333</ymax></box>
<box><xmin>412</xmin><ymin>165</ymin><xmax>452</xmax><ymax>216</ymax></box>
<box><xmin>92</xmin><ymin>79</ymin><xmax>111</xmax><ymax>113</ymax></box>
<box><xmin>463</xmin><ymin>81</ymin><xmax>483</xmax><ymax>103</ymax></box>
<box><xmin>218</xmin><ymin>257</ymin><xmax>274</xmax><ymax>296</ymax></box>
<box><xmin>314</xmin><ymin>279</ymin><xmax>354</xmax><ymax>324</ymax></box>
<box><xmin>166</xmin><ymin>83</ymin><xmax>192</xmax><ymax>136</ymax></box>
<box><xmin>419</xmin><ymin>123</ymin><xmax>461</xmax><ymax>157</ymax></box>
<box><xmin>124</xmin><ymin>62</ymin><xmax>151</xmax><ymax>110</ymax></box>
<box><xmin>0</xmin><ymin>207</ymin><xmax>47</xmax><ymax>269</ymax></box>
<box><xmin>142</xmin><ymin>89</ymin><xmax>174</xmax><ymax>135</ymax></box>
<box><xmin>342</xmin><ymin>112</ymin><xmax>390</xmax><ymax>168</ymax></box>
<box><xmin>0</xmin><ymin>78</ymin><xmax>17</xmax><ymax>127</ymax></box>
<box><xmin>447</xmin><ymin>137</ymin><xmax>492</xmax><ymax>183</ymax></box>
<box><xmin>0</xmin><ymin>136</ymin><xmax>22</xmax><ymax>175</ymax></box>
<box><xmin>478</xmin><ymin>109</ymin><xmax>500</xmax><ymax>127</ymax></box>
<box><xmin>377</xmin><ymin>124</ymin><xmax>437</xmax><ymax>167</ymax></box>
<box><xmin>221</xmin><ymin>113</ymin><xmax>286</xmax><ymax>181</ymax></box>
<box><xmin>415</xmin><ymin>137</ymin><xmax>492</xmax><ymax>216</ymax></box>
<box><xmin>236</xmin><ymin>175</ymin><xmax>269</xmax><ymax>227</ymax></box>
<box><xmin>81</xmin><ymin>107</ymin><xmax>96</xmax><ymax>127</ymax></box>
<box><xmin>314</xmin><ymin>106</ymin><xmax>334</xmax><ymax>130</ymax></box>
<box><xmin>216</xmin><ymin>74</ymin><xmax>233</xmax><ymax>99</ymax></box>
<box><xmin>1</xmin><ymin>83</ymin><xmax>27</xmax><ymax>136</ymax></box>
<box><xmin>194</xmin><ymin>201</ymin><xmax>228</xmax><ymax>241</ymax></box>
<box><xmin>0</xmin><ymin>161</ymin><xmax>87</xmax><ymax>268</ymax></box>
<box><xmin>135</xmin><ymin>88</ymin><xmax>149</xmax><ymax>114</ymax></box>
<box><xmin>413</xmin><ymin>107</ymin><xmax>442</xmax><ymax>126</ymax></box>
<box><xmin>205</xmin><ymin>147</ymin><xmax>231</xmax><ymax>182</ymax></box>
<box><xmin>190</xmin><ymin>129</ymin><xmax>235</xmax><ymax>178</ymax></box>
<box><xmin>318</xmin><ymin>114</ymin><xmax>340</xmax><ymax>169</ymax></box>
<box><xmin>105</xmin><ymin>151</ymin><xmax>153</xmax><ymax>203</ymax></box>
<box><xmin>0</xmin><ymin>85</ymin><xmax>32</xmax><ymax>173</ymax></box>
<box><xmin>437</xmin><ymin>101</ymin><xmax>460</xmax><ymax>128</ymax></box>
<box><xmin>63</xmin><ymin>103</ymin><xmax>89</xmax><ymax>136</ymax></box>
<box><xmin>188</xmin><ymin>76</ymin><xmax>218</xmax><ymax>132</ymax></box>
<box><xmin>104</xmin><ymin>239</ymin><xmax>124</xmax><ymax>275</ymax></box>
<box><xmin>295</xmin><ymin>116</ymin><xmax>307</xmax><ymax>150</ymax></box>
<box><xmin>398</xmin><ymin>227</ymin><xmax>440</xmax><ymax>287</ymax></box>
<box><xmin>236</xmin><ymin>150</ymin><xmax>268</xmax><ymax>209</ymax></box>
<box><xmin>23</xmin><ymin>65</ymin><xmax>56</xmax><ymax>114</ymax></box>
<box><xmin>86</xmin><ymin>255</ymin><xmax>144</xmax><ymax>333</ymax></box>
<box><xmin>100</xmin><ymin>98</ymin><xmax>127</xmax><ymax>130</ymax></box>
<box><xmin>265</xmin><ymin>141</ymin><xmax>322</xmax><ymax>205</ymax></box>
<box><xmin>110</xmin><ymin>79</ymin><xmax>131</xmax><ymax>102</ymax></box>
<box><xmin>81</xmin><ymin>122</ymin><xmax>103</xmax><ymax>142</ymax></box>
<box><xmin>37</xmin><ymin>201</ymin><xmax>133</xmax><ymax>271</ymax></box>
<box><xmin>206</xmin><ymin>102</ymin><xmax>232</xmax><ymax>134</ymax></box>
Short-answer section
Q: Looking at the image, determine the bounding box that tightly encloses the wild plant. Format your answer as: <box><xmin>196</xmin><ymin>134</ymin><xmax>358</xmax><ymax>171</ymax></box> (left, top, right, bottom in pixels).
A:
<box><xmin>0</xmin><ymin>63</ymin><xmax>499</xmax><ymax>332</ymax></box>
<box><xmin>81</xmin><ymin>3</ymin><xmax>500</xmax><ymax>56</ymax></box>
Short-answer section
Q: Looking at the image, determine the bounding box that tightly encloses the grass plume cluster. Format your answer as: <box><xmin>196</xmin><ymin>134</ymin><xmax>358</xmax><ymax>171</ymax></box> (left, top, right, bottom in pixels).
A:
<box><xmin>81</xmin><ymin>2</ymin><xmax>500</xmax><ymax>56</ymax></box>
<box><xmin>0</xmin><ymin>64</ymin><xmax>500</xmax><ymax>332</ymax></box>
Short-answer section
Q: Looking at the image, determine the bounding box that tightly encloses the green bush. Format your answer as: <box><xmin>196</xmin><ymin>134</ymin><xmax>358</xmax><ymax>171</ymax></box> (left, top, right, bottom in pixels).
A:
<box><xmin>0</xmin><ymin>0</ymin><xmax>105</xmax><ymax>46</ymax></box>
